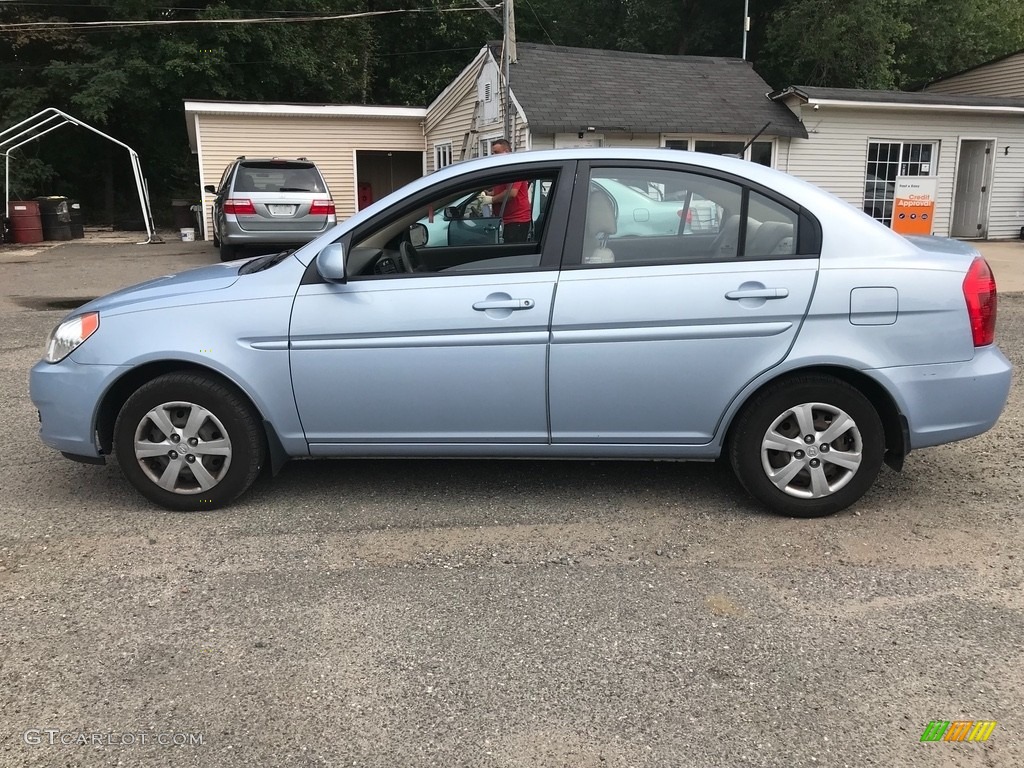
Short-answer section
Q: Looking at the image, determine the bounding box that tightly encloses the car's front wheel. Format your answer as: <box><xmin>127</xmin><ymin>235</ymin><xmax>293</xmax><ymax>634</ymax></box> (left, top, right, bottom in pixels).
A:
<box><xmin>728</xmin><ymin>375</ymin><xmax>884</xmax><ymax>517</ymax></box>
<box><xmin>113</xmin><ymin>373</ymin><xmax>266</xmax><ymax>511</ymax></box>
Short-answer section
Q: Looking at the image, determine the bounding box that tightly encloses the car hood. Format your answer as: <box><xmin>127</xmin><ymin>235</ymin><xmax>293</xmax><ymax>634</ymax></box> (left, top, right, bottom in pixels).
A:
<box><xmin>77</xmin><ymin>262</ymin><xmax>241</xmax><ymax>316</ymax></box>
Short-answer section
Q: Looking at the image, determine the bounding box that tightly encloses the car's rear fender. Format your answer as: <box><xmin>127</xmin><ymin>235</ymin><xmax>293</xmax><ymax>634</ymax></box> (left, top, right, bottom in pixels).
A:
<box><xmin>720</xmin><ymin>364</ymin><xmax>910</xmax><ymax>471</ymax></box>
<box><xmin>801</xmin><ymin>266</ymin><xmax>977</xmax><ymax>367</ymax></box>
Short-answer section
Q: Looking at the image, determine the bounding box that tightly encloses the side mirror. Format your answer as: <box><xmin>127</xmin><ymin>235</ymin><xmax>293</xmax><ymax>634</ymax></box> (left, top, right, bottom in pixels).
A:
<box><xmin>408</xmin><ymin>222</ymin><xmax>428</xmax><ymax>248</ymax></box>
<box><xmin>443</xmin><ymin>206</ymin><xmax>463</xmax><ymax>221</ymax></box>
<box><xmin>203</xmin><ymin>184</ymin><xmax>216</xmax><ymax>194</ymax></box>
<box><xmin>316</xmin><ymin>242</ymin><xmax>347</xmax><ymax>283</ymax></box>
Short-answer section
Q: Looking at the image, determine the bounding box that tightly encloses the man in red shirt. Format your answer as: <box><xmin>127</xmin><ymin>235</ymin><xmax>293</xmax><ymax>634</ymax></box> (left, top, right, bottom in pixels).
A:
<box><xmin>484</xmin><ymin>139</ymin><xmax>532</xmax><ymax>243</ymax></box>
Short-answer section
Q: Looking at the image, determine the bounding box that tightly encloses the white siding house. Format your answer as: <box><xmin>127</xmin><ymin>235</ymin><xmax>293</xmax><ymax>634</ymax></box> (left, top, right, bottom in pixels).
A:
<box><xmin>923</xmin><ymin>50</ymin><xmax>1024</xmax><ymax>99</ymax></box>
<box><xmin>185</xmin><ymin>47</ymin><xmax>1024</xmax><ymax>244</ymax></box>
<box><xmin>771</xmin><ymin>87</ymin><xmax>1024</xmax><ymax>239</ymax></box>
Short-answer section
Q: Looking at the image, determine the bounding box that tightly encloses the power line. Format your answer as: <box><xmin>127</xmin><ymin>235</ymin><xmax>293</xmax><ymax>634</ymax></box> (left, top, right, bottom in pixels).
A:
<box><xmin>0</xmin><ymin>5</ymin><xmax>496</xmax><ymax>32</ymax></box>
<box><xmin>0</xmin><ymin>44</ymin><xmax>482</xmax><ymax>70</ymax></box>
<box><xmin>519</xmin><ymin>0</ymin><xmax>555</xmax><ymax>46</ymax></box>
<box><xmin>0</xmin><ymin>2</ymin><xmax>344</xmax><ymax>11</ymax></box>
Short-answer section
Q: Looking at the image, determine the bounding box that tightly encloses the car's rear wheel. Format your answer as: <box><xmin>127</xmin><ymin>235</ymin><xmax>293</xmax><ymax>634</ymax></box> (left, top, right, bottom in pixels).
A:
<box><xmin>729</xmin><ymin>375</ymin><xmax>884</xmax><ymax>517</ymax></box>
<box><xmin>113</xmin><ymin>373</ymin><xmax>265</xmax><ymax>511</ymax></box>
<box><xmin>219</xmin><ymin>242</ymin><xmax>238</xmax><ymax>261</ymax></box>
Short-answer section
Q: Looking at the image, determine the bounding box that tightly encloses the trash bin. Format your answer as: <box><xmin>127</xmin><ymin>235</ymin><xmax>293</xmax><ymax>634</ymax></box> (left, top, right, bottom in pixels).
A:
<box><xmin>34</xmin><ymin>196</ymin><xmax>72</xmax><ymax>241</ymax></box>
<box><xmin>172</xmin><ymin>199</ymin><xmax>194</xmax><ymax>230</ymax></box>
<box><xmin>68</xmin><ymin>199</ymin><xmax>85</xmax><ymax>238</ymax></box>
<box><xmin>7</xmin><ymin>201</ymin><xmax>44</xmax><ymax>243</ymax></box>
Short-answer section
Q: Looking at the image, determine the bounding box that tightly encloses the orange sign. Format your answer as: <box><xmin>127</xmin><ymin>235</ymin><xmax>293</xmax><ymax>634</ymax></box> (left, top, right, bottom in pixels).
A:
<box><xmin>891</xmin><ymin>177</ymin><xmax>937</xmax><ymax>236</ymax></box>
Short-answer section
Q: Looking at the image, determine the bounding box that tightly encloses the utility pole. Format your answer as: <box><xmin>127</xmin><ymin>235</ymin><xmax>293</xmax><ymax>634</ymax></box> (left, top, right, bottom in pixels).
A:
<box><xmin>742</xmin><ymin>0</ymin><xmax>750</xmax><ymax>60</ymax></box>
<box><xmin>503</xmin><ymin>0</ymin><xmax>517</xmax><ymax>143</ymax></box>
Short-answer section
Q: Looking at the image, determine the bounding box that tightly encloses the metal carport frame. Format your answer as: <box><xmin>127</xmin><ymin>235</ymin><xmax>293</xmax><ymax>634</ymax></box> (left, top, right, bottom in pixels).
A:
<box><xmin>1</xmin><ymin>107</ymin><xmax>160</xmax><ymax>244</ymax></box>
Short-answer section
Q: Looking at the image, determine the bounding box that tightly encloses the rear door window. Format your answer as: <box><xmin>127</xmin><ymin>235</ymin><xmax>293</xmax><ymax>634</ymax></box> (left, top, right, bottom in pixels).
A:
<box><xmin>570</xmin><ymin>165</ymin><xmax>816</xmax><ymax>266</ymax></box>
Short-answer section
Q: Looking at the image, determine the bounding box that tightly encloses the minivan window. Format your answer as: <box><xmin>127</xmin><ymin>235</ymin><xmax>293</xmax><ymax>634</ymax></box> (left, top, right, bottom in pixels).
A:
<box><xmin>234</xmin><ymin>162</ymin><xmax>325</xmax><ymax>193</ymax></box>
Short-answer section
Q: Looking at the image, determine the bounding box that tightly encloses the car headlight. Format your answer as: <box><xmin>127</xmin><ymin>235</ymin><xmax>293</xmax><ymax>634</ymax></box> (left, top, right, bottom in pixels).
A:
<box><xmin>44</xmin><ymin>312</ymin><xmax>99</xmax><ymax>363</ymax></box>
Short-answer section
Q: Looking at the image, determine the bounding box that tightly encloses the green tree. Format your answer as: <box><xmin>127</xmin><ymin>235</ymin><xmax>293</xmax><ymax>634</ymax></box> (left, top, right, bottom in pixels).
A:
<box><xmin>755</xmin><ymin>0</ymin><xmax>1024</xmax><ymax>89</ymax></box>
<box><xmin>757</xmin><ymin>0</ymin><xmax>910</xmax><ymax>88</ymax></box>
<box><xmin>896</xmin><ymin>0</ymin><xmax>1024</xmax><ymax>87</ymax></box>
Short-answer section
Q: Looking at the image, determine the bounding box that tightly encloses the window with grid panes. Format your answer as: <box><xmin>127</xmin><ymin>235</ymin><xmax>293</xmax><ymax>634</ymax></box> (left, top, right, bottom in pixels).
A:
<box><xmin>864</xmin><ymin>141</ymin><xmax>935</xmax><ymax>227</ymax></box>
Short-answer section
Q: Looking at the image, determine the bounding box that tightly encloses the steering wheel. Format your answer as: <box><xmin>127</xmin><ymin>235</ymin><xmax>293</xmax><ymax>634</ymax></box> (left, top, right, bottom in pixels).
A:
<box><xmin>399</xmin><ymin>240</ymin><xmax>422</xmax><ymax>273</ymax></box>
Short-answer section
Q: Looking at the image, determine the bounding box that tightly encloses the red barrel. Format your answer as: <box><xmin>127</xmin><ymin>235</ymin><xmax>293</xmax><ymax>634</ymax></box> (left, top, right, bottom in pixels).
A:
<box><xmin>7</xmin><ymin>201</ymin><xmax>44</xmax><ymax>244</ymax></box>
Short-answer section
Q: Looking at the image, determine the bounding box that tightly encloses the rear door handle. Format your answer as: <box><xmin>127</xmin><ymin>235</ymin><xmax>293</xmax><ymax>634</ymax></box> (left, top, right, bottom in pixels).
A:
<box><xmin>473</xmin><ymin>298</ymin><xmax>535</xmax><ymax>311</ymax></box>
<box><xmin>725</xmin><ymin>288</ymin><xmax>789</xmax><ymax>300</ymax></box>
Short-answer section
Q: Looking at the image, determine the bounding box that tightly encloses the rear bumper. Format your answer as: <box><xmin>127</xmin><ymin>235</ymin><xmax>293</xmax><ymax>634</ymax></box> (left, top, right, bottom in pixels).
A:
<box><xmin>870</xmin><ymin>345</ymin><xmax>1012</xmax><ymax>450</ymax></box>
<box><xmin>222</xmin><ymin>222</ymin><xmax>335</xmax><ymax>247</ymax></box>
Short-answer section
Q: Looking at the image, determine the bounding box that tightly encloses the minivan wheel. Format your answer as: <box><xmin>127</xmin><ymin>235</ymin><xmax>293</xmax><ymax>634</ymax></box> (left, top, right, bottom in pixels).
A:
<box><xmin>219</xmin><ymin>242</ymin><xmax>238</xmax><ymax>261</ymax></box>
<box><xmin>113</xmin><ymin>373</ymin><xmax>266</xmax><ymax>511</ymax></box>
<box><xmin>729</xmin><ymin>375</ymin><xmax>884</xmax><ymax>518</ymax></box>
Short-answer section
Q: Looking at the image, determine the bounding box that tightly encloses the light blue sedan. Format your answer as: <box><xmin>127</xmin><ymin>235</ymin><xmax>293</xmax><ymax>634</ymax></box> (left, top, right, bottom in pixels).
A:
<box><xmin>29</xmin><ymin>148</ymin><xmax>1012</xmax><ymax>517</ymax></box>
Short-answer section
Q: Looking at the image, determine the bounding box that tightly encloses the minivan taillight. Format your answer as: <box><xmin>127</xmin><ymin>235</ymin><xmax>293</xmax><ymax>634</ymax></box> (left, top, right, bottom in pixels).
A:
<box><xmin>963</xmin><ymin>257</ymin><xmax>998</xmax><ymax>346</ymax></box>
<box><xmin>309</xmin><ymin>199</ymin><xmax>335</xmax><ymax>216</ymax></box>
<box><xmin>224</xmin><ymin>199</ymin><xmax>256</xmax><ymax>215</ymax></box>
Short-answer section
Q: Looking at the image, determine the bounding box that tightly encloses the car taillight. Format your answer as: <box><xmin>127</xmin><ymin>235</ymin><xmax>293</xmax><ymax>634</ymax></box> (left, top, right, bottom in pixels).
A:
<box><xmin>963</xmin><ymin>257</ymin><xmax>998</xmax><ymax>346</ymax></box>
<box><xmin>309</xmin><ymin>199</ymin><xmax>335</xmax><ymax>216</ymax></box>
<box><xmin>224</xmin><ymin>199</ymin><xmax>256</xmax><ymax>215</ymax></box>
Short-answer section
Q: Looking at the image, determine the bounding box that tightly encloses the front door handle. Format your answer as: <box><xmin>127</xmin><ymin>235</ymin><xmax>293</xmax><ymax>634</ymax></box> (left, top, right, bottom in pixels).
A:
<box><xmin>725</xmin><ymin>288</ymin><xmax>789</xmax><ymax>300</ymax></box>
<box><xmin>473</xmin><ymin>298</ymin><xmax>535</xmax><ymax>311</ymax></box>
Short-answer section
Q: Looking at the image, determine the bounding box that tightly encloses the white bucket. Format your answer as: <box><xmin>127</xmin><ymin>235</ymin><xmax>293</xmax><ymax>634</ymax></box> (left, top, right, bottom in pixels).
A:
<box><xmin>180</xmin><ymin>227</ymin><xmax>195</xmax><ymax>242</ymax></box>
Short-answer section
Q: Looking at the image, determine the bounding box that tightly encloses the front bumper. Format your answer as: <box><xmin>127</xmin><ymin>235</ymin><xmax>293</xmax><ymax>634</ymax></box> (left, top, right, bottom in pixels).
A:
<box><xmin>29</xmin><ymin>358</ymin><xmax>127</xmax><ymax>460</ymax></box>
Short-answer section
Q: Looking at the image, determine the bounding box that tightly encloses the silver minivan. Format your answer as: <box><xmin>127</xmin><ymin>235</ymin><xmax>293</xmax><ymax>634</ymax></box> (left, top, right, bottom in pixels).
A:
<box><xmin>204</xmin><ymin>157</ymin><xmax>336</xmax><ymax>261</ymax></box>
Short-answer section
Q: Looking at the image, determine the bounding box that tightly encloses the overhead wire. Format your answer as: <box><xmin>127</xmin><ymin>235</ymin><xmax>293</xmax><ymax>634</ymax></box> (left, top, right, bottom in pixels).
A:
<box><xmin>518</xmin><ymin>0</ymin><xmax>556</xmax><ymax>46</ymax></box>
<box><xmin>0</xmin><ymin>4</ymin><xmax>496</xmax><ymax>32</ymax></box>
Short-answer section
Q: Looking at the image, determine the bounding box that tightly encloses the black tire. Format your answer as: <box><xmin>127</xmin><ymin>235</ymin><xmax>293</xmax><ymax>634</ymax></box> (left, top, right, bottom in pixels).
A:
<box><xmin>113</xmin><ymin>373</ymin><xmax>266</xmax><ymax>511</ymax></box>
<box><xmin>728</xmin><ymin>375</ymin><xmax>884</xmax><ymax>518</ymax></box>
<box><xmin>219</xmin><ymin>242</ymin><xmax>238</xmax><ymax>262</ymax></box>
<box><xmin>213</xmin><ymin>232</ymin><xmax>221</xmax><ymax>248</ymax></box>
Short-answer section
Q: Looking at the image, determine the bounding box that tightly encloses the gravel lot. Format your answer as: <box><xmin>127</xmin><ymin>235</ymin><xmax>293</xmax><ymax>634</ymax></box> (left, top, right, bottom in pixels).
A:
<box><xmin>1</xmin><ymin>234</ymin><xmax>1022</xmax><ymax>767</ymax></box>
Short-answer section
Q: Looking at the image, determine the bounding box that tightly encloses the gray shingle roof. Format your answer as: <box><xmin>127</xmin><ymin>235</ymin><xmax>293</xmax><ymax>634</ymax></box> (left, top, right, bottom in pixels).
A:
<box><xmin>498</xmin><ymin>43</ymin><xmax>807</xmax><ymax>139</ymax></box>
<box><xmin>773</xmin><ymin>85</ymin><xmax>1024</xmax><ymax>109</ymax></box>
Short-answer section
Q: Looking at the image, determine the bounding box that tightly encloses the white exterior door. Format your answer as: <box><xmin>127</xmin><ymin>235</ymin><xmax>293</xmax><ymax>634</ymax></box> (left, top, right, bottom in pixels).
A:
<box><xmin>951</xmin><ymin>139</ymin><xmax>994</xmax><ymax>238</ymax></box>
